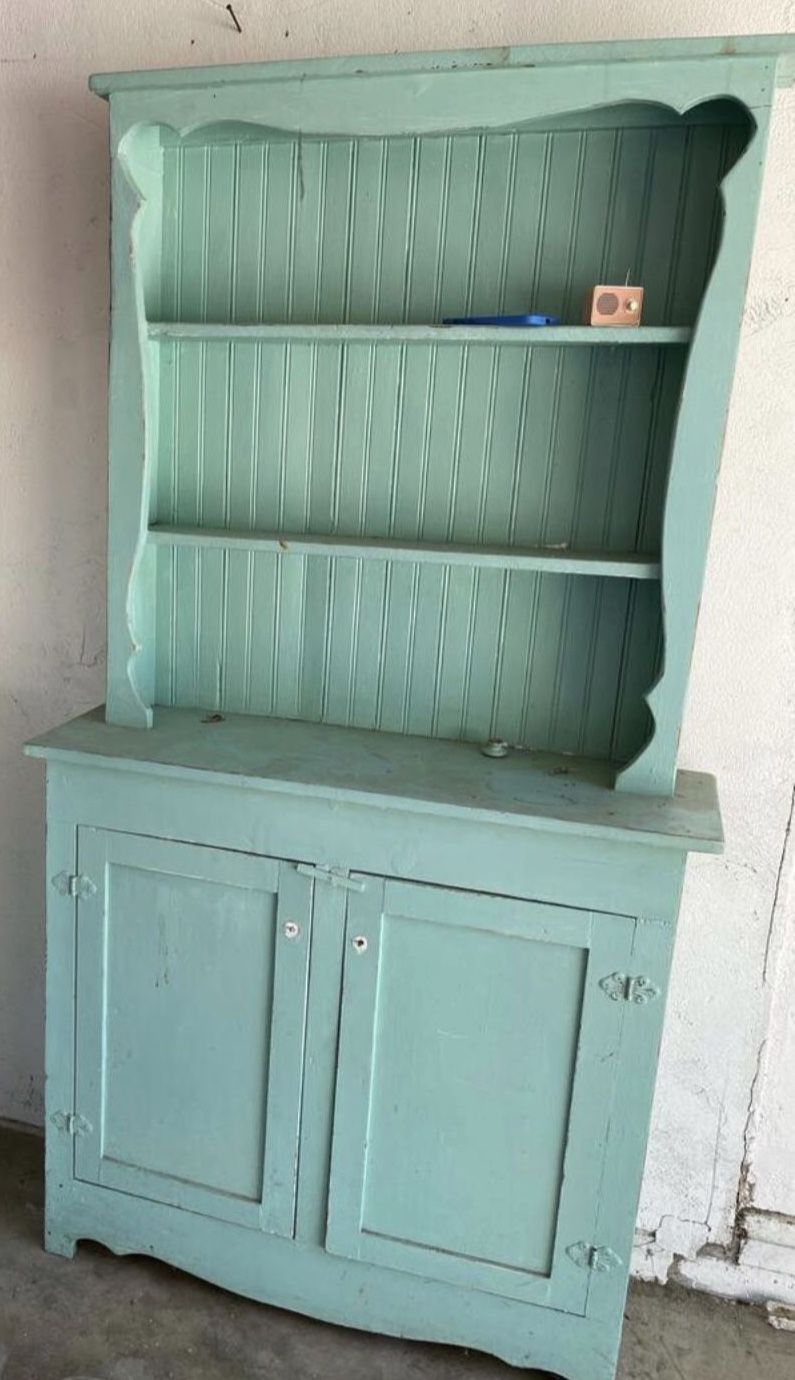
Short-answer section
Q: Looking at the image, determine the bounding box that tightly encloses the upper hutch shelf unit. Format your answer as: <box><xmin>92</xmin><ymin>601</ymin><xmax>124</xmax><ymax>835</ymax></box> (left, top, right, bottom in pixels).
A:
<box><xmin>93</xmin><ymin>35</ymin><xmax>787</xmax><ymax>795</ymax></box>
<box><xmin>26</xmin><ymin>35</ymin><xmax>793</xmax><ymax>1380</ymax></box>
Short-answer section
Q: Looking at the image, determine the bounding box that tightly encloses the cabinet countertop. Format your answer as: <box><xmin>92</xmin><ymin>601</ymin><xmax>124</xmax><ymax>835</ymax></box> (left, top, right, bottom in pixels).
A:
<box><xmin>26</xmin><ymin>707</ymin><xmax>722</xmax><ymax>854</ymax></box>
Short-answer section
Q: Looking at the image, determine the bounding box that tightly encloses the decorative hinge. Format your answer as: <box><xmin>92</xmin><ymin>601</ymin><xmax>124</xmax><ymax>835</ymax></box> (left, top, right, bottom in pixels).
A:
<box><xmin>599</xmin><ymin>972</ymin><xmax>660</xmax><ymax>1005</ymax></box>
<box><xmin>51</xmin><ymin>1111</ymin><xmax>92</xmax><ymax>1137</ymax></box>
<box><xmin>296</xmin><ymin>864</ymin><xmax>365</xmax><ymax>892</ymax></box>
<box><xmin>566</xmin><ymin>1242</ymin><xmax>622</xmax><ymax>1273</ymax></box>
<box><xmin>51</xmin><ymin>872</ymin><xmax>97</xmax><ymax>900</ymax></box>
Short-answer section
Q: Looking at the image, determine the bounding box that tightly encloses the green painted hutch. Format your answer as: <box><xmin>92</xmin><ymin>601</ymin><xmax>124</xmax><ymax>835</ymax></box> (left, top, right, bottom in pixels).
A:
<box><xmin>26</xmin><ymin>35</ymin><xmax>794</xmax><ymax>1380</ymax></box>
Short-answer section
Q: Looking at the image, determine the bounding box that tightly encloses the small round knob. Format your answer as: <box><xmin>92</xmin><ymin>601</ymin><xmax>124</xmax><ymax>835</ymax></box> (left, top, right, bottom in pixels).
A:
<box><xmin>283</xmin><ymin>921</ymin><xmax>300</xmax><ymax>940</ymax></box>
<box><xmin>352</xmin><ymin>935</ymin><xmax>368</xmax><ymax>953</ymax></box>
<box><xmin>480</xmin><ymin>738</ymin><xmax>509</xmax><ymax>758</ymax></box>
<box><xmin>625</xmin><ymin>297</ymin><xmax>640</xmax><ymax>314</ymax></box>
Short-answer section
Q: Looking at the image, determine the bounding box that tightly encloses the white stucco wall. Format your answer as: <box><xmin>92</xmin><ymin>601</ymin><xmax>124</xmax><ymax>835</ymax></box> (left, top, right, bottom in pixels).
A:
<box><xmin>1</xmin><ymin>1</ymin><xmax>793</xmax><ymax>1299</ymax></box>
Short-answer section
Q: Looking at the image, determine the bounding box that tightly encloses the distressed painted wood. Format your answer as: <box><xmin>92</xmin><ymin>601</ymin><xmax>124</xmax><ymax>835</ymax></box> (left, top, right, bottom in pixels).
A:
<box><xmin>148</xmin><ymin>322</ymin><xmax>694</xmax><ymax>345</ymax></box>
<box><xmin>32</xmin><ymin>748</ymin><xmax>686</xmax><ymax>1380</ymax></box>
<box><xmin>152</xmin><ymin>118</ymin><xmax>736</xmax><ymax>333</ymax></box>
<box><xmin>87</xmin><ymin>35</ymin><xmax>795</xmax><ymax>96</ymax></box>
<box><xmin>32</xmin><ymin>756</ymin><xmax>688</xmax><ymax>922</ymax></box>
<box><xmin>26</xmin><ymin>34</ymin><xmax>792</xmax><ymax>1380</ymax></box>
<box><xmin>617</xmin><ymin>104</ymin><xmax>773</xmax><ymax>791</ymax></box>
<box><xmin>151</xmin><ymin>336</ymin><xmax>682</xmax><ymax>547</ymax></box>
<box><xmin>327</xmin><ymin>879</ymin><xmax>634</xmax><ymax>1310</ymax></box>
<box><xmin>142</xmin><ymin>102</ymin><xmax>735</xmax><ymax>769</ymax></box>
<box><xmin>73</xmin><ymin>830</ymin><xmax>312</xmax><ymax>1235</ymax></box>
<box><xmin>96</xmin><ymin>51</ymin><xmax>762</xmax><ymax>784</ymax></box>
<box><xmin>99</xmin><ymin>59</ymin><xmax>774</xmax><ymax>141</ymax></box>
<box><xmin>25</xmin><ymin>706</ymin><xmax>723</xmax><ymax>854</ymax></box>
<box><xmin>148</xmin><ymin>525</ymin><xmax>663</xmax><ymax>578</ymax></box>
<box><xmin>104</xmin><ymin>118</ymin><xmax>160</xmax><ymax>727</ymax></box>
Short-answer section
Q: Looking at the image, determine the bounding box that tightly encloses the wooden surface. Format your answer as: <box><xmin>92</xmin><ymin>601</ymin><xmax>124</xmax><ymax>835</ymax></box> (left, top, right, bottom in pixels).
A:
<box><xmin>74</xmin><ymin>832</ymin><xmax>311</xmax><ymax>1238</ymax></box>
<box><xmin>148</xmin><ymin>525</ymin><xmax>662</xmax><ymax>579</ymax></box>
<box><xmin>31</xmin><ymin>37</ymin><xmax>783</xmax><ymax>1380</ymax></box>
<box><xmin>153</xmin><ymin>112</ymin><xmax>737</xmax><ymax>330</ymax></box>
<box><xmin>148</xmin><ymin>322</ymin><xmax>693</xmax><ymax>346</ymax></box>
<box><xmin>617</xmin><ymin>103</ymin><xmax>772</xmax><ymax>791</ymax></box>
<box><xmin>99</xmin><ymin>54</ymin><xmax>761</xmax><ymax>788</ymax></box>
<box><xmin>41</xmin><ymin>758</ymin><xmax>684</xmax><ymax>1380</ymax></box>
<box><xmin>327</xmin><ymin>879</ymin><xmax>634</xmax><ymax>1310</ymax></box>
<box><xmin>151</xmin><ymin>330</ymin><xmax>679</xmax><ymax>760</ymax></box>
<box><xmin>88</xmin><ymin>34</ymin><xmax>795</xmax><ymax>96</ymax></box>
<box><xmin>26</xmin><ymin>705</ymin><xmax>722</xmax><ymax>851</ymax></box>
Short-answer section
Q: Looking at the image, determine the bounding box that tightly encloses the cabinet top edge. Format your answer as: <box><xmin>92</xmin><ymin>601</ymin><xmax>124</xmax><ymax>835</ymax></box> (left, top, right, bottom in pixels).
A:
<box><xmin>25</xmin><ymin>707</ymin><xmax>722</xmax><ymax>854</ymax></box>
<box><xmin>88</xmin><ymin>34</ymin><xmax>795</xmax><ymax>98</ymax></box>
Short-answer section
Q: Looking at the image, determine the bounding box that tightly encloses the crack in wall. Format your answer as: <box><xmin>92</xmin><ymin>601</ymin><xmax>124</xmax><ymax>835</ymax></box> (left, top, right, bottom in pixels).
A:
<box><xmin>763</xmin><ymin>784</ymin><xmax>795</xmax><ymax>984</ymax></box>
<box><xmin>732</xmin><ymin>1037</ymin><xmax>768</xmax><ymax>1258</ymax></box>
<box><xmin>639</xmin><ymin>781</ymin><xmax>795</xmax><ymax>1285</ymax></box>
<box><xmin>705</xmin><ymin>1091</ymin><xmax>727</xmax><ymax>1231</ymax></box>
<box><xmin>728</xmin><ymin>780</ymin><xmax>795</xmax><ymax>1259</ymax></box>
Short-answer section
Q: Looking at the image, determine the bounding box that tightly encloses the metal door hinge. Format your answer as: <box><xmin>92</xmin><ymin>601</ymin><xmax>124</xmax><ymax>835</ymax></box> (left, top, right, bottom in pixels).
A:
<box><xmin>51</xmin><ymin>1111</ymin><xmax>92</xmax><ymax>1137</ymax></box>
<box><xmin>51</xmin><ymin>872</ymin><xmax>97</xmax><ymax>900</ymax></box>
<box><xmin>567</xmin><ymin>1242</ymin><xmax>622</xmax><ymax>1273</ymax></box>
<box><xmin>296</xmin><ymin>864</ymin><xmax>365</xmax><ymax>892</ymax></box>
<box><xmin>599</xmin><ymin>972</ymin><xmax>660</xmax><ymax>1005</ymax></box>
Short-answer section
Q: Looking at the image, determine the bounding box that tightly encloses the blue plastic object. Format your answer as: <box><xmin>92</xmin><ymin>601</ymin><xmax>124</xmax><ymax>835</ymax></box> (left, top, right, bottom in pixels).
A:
<box><xmin>442</xmin><ymin>313</ymin><xmax>561</xmax><ymax>326</ymax></box>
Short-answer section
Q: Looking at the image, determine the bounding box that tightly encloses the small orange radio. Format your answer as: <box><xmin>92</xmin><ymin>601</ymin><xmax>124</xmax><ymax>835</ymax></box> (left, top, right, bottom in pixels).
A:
<box><xmin>584</xmin><ymin>284</ymin><xmax>644</xmax><ymax>327</ymax></box>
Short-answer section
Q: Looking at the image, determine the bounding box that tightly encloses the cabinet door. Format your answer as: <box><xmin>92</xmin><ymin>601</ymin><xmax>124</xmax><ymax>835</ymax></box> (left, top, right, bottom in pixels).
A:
<box><xmin>326</xmin><ymin>876</ymin><xmax>635</xmax><ymax>1311</ymax></box>
<box><xmin>73</xmin><ymin>828</ymin><xmax>311</xmax><ymax>1236</ymax></box>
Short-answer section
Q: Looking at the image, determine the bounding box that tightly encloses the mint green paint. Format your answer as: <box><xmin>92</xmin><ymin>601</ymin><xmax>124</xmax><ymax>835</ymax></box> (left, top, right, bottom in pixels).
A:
<box><xmin>32</xmin><ymin>750</ymin><xmax>683</xmax><ymax>1380</ymax></box>
<box><xmin>86</xmin><ymin>35</ymin><xmax>795</xmax><ymax>97</ymax></box>
<box><xmin>25</xmin><ymin>706</ymin><xmax>723</xmax><ymax>856</ymax></box>
<box><xmin>97</xmin><ymin>54</ymin><xmax>760</xmax><ymax>782</ymax></box>
<box><xmin>326</xmin><ymin>879</ymin><xmax>634</xmax><ymax>1311</ymax></box>
<box><xmin>24</xmin><ymin>34</ymin><xmax>792</xmax><ymax>1380</ymax></box>
<box><xmin>148</xmin><ymin>524</ymin><xmax>663</xmax><ymax>579</ymax></box>
<box><xmin>148</xmin><ymin>322</ymin><xmax>694</xmax><ymax>345</ymax></box>
<box><xmin>80</xmin><ymin>831</ymin><xmax>315</xmax><ymax>1236</ymax></box>
<box><xmin>73</xmin><ymin>831</ymin><xmax>313</xmax><ymax>1235</ymax></box>
<box><xmin>154</xmin><ymin>118</ymin><xmax>738</xmax><ymax>330</ymax></box>
<box><xmin>617</xmin><ymin>103</ymin><xmax>773</xmax><ymax>792</ymax></box>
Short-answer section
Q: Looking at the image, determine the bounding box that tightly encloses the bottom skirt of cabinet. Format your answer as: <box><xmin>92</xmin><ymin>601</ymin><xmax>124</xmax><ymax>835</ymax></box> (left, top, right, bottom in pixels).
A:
<box><xmin>45</xmin><ymin>1183</ymin><xmax>627</xmax><ymax>1380</ymax></box>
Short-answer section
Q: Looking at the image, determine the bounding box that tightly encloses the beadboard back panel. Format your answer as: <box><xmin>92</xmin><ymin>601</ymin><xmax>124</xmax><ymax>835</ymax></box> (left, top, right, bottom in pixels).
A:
<box><xmin>152</xmin><ymin>340</ymin><xmax>684</xmax><ymax>552</ymax></box>
<box><xmin>153</xmin><ymin>549</ymin><xmax>660</xmax><ymax>758</ymax></box>
<box><xmin>97</xmin><ymin>53</ymin><xmax>762</xmax><ymax>790</ymax></box>
<box><xmin>156</xmin><ymin>108</ymin><xmax>747</xmax><ymax>327</ymax></box>
<box><xmin>145</xmin><ymin>102</ymin><xmax>744</xmax><ymax>763</ymax></box>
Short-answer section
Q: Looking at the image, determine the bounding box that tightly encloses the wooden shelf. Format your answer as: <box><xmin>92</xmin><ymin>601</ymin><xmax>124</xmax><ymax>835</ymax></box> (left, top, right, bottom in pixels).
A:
<box><xmin>147</xmin><ymin>322</ymin><xmax>693</xmax><ymax>348</ymax></box>
<box><xmin>148</xmin><ymin>525</ymin><xmax>661</xmax><ymax>580</ymax></box>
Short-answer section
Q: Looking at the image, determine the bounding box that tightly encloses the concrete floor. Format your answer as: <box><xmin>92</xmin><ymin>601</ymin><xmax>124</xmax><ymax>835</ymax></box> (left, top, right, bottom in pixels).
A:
<box><xmin>1</xmin><ymin>1126</ymin><xmax>794</xmax><ymax>1380</ymax></box>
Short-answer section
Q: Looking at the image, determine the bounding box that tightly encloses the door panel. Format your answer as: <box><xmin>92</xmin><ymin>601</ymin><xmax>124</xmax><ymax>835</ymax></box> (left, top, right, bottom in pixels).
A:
<box><xmin>326</xmin><ymin>877</ymin><xmax>635</xmax><ymax>1311</ymax></box>
<box><xmin>363</xmin><ymin>913</ymin><xmax>585</xmax><ymax>1274</ymax></box>
<box><xmin>74</xmin><ymin>829</ymin><xmax>311</xmax><ymax>1235</ymax></box>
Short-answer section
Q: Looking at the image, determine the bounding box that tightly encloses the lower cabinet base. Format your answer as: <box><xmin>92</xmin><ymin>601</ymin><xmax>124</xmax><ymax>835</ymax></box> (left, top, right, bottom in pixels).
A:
<box><xmin>46</xmin><ymin>1184</ymin><xmax>626</xmax><ymax>1380</ymax></box>
<box><xmin>33</xmin><ymin>752</ymin><xmax>697</xmax><ymax>1380</ymax></box>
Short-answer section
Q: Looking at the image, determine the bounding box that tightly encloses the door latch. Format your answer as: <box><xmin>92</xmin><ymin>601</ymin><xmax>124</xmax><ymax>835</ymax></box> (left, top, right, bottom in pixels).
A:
<box><xmin>296</xmin><ymin>864</ymin><xmax>365</xmax><ymax>892</ymax></box>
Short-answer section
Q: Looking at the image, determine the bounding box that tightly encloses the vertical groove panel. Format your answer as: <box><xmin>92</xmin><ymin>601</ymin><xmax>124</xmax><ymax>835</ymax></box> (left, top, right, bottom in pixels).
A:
<box><xmin>152</xmin><ymin>106</ymin><xmax>743</xmax><ymax>761</ymax></box>
<box><xmin>156</xmin><ymin>542</ymin><xmax>662</xmax><ymax>762</ymax></box>
<box><xmin>158</xmin><ymin>341</ymin><xmax>684</xmax><ymax>549</ymax></box>
<box><xmin>160</xmin><ymin>112</ymin><xmax>736</xmax><ymax>327</ymax></box>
